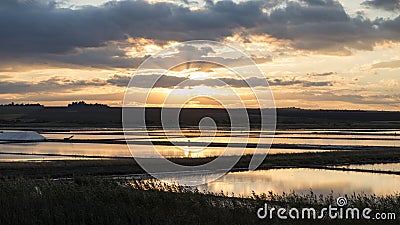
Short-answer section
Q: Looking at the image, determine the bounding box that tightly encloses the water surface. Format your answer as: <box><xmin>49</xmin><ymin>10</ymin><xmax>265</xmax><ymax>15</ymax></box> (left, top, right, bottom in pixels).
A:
<box><xmin>1</xmin><ymin>128</ymin><xmax>399</xmax><ymax>161</ymax></box>
<box><xmin>197</xmin><ymin>168</ymin><xmax>400</xmax><ymax>196</ymax></box>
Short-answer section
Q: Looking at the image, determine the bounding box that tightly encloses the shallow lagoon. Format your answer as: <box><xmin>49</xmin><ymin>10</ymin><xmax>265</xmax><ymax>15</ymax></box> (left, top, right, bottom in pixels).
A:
<box><xmin>198</xmin><ymin>168</ymin><xmax>400</xmax><ymax>196</ymax></box>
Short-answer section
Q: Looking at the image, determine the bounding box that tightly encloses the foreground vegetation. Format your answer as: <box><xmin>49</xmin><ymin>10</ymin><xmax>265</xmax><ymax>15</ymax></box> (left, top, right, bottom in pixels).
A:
<box><xmin>1</xmin><ymin>150</ymin><xmax>400</xmax><ymax>224</ymax></box>
<box><xmin>0</xmin><ymin>177</ymin><xmax>398</xmax><ymax>225</ymax></box>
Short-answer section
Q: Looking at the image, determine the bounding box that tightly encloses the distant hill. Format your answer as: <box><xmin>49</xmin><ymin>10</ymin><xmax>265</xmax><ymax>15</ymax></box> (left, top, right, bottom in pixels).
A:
<box><xmin>67</xmin><ymin>101</ymin><xmax>109</xmax><ymax>110</ymax></box>
<box><xmin>1</xmin><ymin>103</ymin><xmax>400</xmax><ymax>129</ymax></box>
<box><xmin>0</xmin><ymin>103</ymin><xmax>44</xmax><ymax>114</ymax></box>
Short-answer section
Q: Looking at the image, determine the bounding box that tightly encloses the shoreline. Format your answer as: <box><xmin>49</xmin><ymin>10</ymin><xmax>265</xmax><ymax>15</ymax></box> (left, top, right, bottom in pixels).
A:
<box><xmin>2</xmin><ymin>137</ymin><xmax>399</xmax><ymax>149</ymax></box>
<box><xmin>1</xmin><ymin>149</ymin><xmax>400</xmax><ymax>178</ymax></box>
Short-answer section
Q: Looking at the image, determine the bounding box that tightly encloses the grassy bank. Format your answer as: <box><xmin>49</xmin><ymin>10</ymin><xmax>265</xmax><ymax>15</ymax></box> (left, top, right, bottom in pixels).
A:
<box><xmin>0</xmin><ymin>177</ymin><xmax>398</xmax><ymax>225</ymax></box>
<box><xmin>1</xmin><ymin>149</ymin><xmax>400</xmax><ymax>178</ymax></box>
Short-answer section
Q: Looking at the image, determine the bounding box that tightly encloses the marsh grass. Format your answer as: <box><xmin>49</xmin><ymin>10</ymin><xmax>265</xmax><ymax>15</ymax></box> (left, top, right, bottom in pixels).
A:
<box><xmin>0</xmin><ymin>177</ymin><xmax>398</xmax><ymax>225</ymax></box>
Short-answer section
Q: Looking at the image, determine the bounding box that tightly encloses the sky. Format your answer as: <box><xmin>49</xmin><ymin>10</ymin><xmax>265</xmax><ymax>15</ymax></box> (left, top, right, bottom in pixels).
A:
<box><xmin>0</xmin><ymin>0</ymin><xmax>399</xmax><ymax>110</ymax></box>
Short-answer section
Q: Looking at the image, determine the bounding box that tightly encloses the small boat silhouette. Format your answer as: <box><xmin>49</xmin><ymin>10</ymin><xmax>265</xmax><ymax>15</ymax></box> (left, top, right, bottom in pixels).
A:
<box><xmin>64</xmin><ymin>135</ymin><xmax>74</xmax><ymax>141</ymax></box>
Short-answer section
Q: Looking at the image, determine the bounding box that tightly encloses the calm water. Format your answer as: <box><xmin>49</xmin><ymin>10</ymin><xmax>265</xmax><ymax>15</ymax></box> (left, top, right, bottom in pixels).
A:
<box><xmin>1</xmin><ymin>129</ymin><xmax>400</xmax><ymax>196</ymax></box>
<box><xmin>43</xmin><ymin>130</ymin><xmax>400</xmax><ymax>147</ymax></box>
<box><xmin>0</xmin><ymin>129</ymin><xmax>399</xmax><ymax>161</ymax></box>
<box><xmin>0</xmin><ymin>142</ymin><xmax>334</xmax><ymax>160</ymax></box>
<box><xmin>196</xmin><ymin>168</ymin><xmax>400</xmax><ymax>196</ymax></box>
<box><xmin>331</xmin><ymin>163</ymin><xmax>400</xmax><ymax>172</ymax></box>
<box><xmin>0</xmin><ymin>153</ymin><xmax>89</xmax><ymax>162</ymax></box>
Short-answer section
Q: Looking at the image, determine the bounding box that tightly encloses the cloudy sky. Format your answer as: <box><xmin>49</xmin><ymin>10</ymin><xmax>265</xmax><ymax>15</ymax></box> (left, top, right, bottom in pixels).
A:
<box><xmin>0</xmin><ymin>0</ymin><xmax>399</xmax><ymax>109</ymax></box>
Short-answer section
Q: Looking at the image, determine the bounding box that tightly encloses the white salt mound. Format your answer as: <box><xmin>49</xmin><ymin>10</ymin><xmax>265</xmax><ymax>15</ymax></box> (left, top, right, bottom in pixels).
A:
<box><xmin>0</xmin><ymin>131</ymin><xmax>46</xmax><ymax>141</ymax></box>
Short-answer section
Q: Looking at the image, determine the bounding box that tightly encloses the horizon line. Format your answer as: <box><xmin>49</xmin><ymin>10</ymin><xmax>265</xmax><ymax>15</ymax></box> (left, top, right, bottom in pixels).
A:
<box><xmin>1</xmin><ymin>103</ymin><xmax>399</xmax><ymax>113</ymax></box>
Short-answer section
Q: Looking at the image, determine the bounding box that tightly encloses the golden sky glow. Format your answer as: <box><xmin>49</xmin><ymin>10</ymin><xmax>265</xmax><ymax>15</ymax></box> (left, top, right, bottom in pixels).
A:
<box><xmin>0</xmin><ymin>0</ymin><xmax>399</xmax><ymax>110</ymax></box>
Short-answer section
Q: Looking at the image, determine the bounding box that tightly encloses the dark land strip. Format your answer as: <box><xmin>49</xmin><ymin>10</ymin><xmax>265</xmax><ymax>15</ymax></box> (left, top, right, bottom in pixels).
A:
<box><xmin>2</xmin><ymin>149</ymin><xmax>400</xmax><ymax>178</ymax></box>
<box><xmin>2</xmin><ymin>106</ymin><xmax>400</xmax><ymax>129</ymax></box>
<box><xmin>2</xmin><ymin>138</ymin><xmax>399</xmax><ymax>151</ymax></box>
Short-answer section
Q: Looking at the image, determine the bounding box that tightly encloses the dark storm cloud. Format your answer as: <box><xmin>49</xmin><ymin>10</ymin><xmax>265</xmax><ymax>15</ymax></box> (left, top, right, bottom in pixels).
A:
<box><xmin>362</xmin><ymin>0</ymin><xmax>400</xmax><ymax>11</ymax></box>
<box><xmin>49</xmin><ymin>45</ymin><xmax>150</xmax><ymax>69</ymax></box>
<box><xmin>1</xmin><ymin>0</ymin><xmax>400</xmax><ymax>66</ymax></box>
<box><xmin>287</xmin><ymin>91</ymin><xmax>400</xmax><ymax>105</ymax></box>
<box><xmin>0</xmin><ymin>92</ymin><xmax>124</xmax><ymax>104</ymax></box>
<box><xmin>267</xmin><ymin>78</ymin><xmax>333</xmax><ymax>87</ymax></box>
<box><xmin>0</xmin><ymin>43</ymin><xmax>150</xmax><ymax>69</ymax></box>
<box><xmin>307</xmin><ymin>72</ymin><xmax>337</xmax><ymax>76</ymax></box>
<box><xmin>269</xmin><ymin>0</ymin><xmax>350</xmax><ymax>24</ymax></box>
<box><xmin>0</xmin><ymin>0</ymin><xmax>268</xmax><ymax>55</ymax></box>
<box><xmin>0</xmin><ymin>1</ymin><xmax>122</xmax><ymax>55</ymax></box>
<box><xmin>252</xmin><ymin>0</ymin><xmax>387</xmax><ymax>54</ymax></box>
<box><xmin>108</xmin><ymin>74</ymin><xmax>334</xmax><ymax>88</ymax></box>
<box><xmin>0</xmin><ymin>77</ymin><xmax>106</xmax><ymax>94</ymax></box>
<box><xmin>0</xmin><ymin>73</ymin><xmax>335</xmax><ymax>94</ymax></box>
<box><xmin>106</xmin><ymin>75</ymin><xmax>132</xmax><ymax>87</ymax></box>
